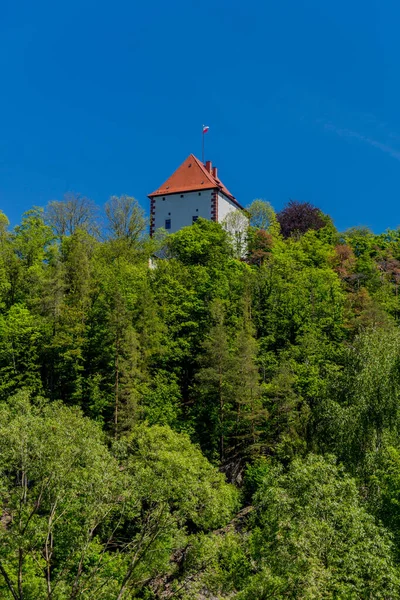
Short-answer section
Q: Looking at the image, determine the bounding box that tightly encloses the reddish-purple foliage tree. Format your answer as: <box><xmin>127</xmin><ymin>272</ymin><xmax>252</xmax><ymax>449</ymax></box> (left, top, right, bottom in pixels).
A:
<box><xmin>247</xmin><ymin>229</ymin><xmax>273</xmax><ymax>265</ymax></box>
<box><xmin>277</xmin><ymin>200</ymin><xmax>326</xmax><ymax>238</ymax></box>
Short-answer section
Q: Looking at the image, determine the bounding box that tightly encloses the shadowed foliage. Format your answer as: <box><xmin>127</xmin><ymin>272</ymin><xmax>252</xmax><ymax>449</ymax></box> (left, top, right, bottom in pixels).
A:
<box><xmin>277</xmin><ymin>199</ymin><xmax>326</xmax><ymax>238</ymax></box>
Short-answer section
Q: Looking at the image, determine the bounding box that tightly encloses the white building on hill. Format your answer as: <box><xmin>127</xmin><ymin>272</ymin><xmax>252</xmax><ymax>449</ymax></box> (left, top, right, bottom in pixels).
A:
<box><xmin>148</xmin><ymin>154</ymin><xmax>246</xmax><ymax>236</ymax></box>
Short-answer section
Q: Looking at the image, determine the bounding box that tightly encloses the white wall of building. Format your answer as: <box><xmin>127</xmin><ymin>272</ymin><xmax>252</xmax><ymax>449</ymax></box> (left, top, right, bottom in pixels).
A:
<box><xmin>153</xmin><ymin>189</ymin><xmax>213</xmax><ymax>234</ymax></box>
<box><xmin>217</xmin><ymin>192</ymin><xmax>241</xmax><ymax>222</ymax></box>
<box><xmin>218</xmin><ymin>193</ymin><xmax>249</xmax><ymax>257</ymax></box>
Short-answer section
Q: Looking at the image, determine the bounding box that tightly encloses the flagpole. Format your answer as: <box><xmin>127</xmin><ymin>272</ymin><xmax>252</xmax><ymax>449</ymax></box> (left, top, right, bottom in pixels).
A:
<box><xmin>202</xmin><ymin>125</ymin><xmax>209</xmax><ymax>163</ymax></box>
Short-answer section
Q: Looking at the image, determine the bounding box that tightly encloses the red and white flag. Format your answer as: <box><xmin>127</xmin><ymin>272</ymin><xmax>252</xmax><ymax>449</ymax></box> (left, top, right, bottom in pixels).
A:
<box><xmin>202</xmin><ymin>125</ymin><xmax>209</xmax><ymax>134</ymax></box>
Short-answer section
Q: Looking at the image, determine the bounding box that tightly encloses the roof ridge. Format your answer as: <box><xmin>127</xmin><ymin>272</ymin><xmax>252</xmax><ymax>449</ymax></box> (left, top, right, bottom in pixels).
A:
<box><xmin>148</xmin><ymin>154</ymin><xmax>241</xmax><ymax>208</ymax></box>
<box><xmin>190</xmin><ymin>154</ymin><xmax>217</xmax><ymax>186</ymax></box>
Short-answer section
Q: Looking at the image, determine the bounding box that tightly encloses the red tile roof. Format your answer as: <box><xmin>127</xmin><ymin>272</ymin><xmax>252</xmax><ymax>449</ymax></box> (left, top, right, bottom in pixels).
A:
<box><xmin>148</xmin><ymin>154</ymin><xmax>244</xmax><ymax>209</ymax></box>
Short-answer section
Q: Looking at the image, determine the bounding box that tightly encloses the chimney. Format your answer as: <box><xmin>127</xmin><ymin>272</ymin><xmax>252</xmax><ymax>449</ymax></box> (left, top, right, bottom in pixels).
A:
<box><xmin>212</xmin><ymin>166</ymin><xmax>218</xmax><ymax>180</ymax></box>
<box><xmin>205</xmin><ymin>160</ymin><xmax>212</xmax><ymax>173</ymax></box>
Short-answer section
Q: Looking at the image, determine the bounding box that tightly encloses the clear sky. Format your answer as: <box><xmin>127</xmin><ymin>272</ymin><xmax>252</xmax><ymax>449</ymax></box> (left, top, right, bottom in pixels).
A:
<box><xmin>1</xmin><ymin>0</ymin><xmax>399</xmax><ymax>232</ymax></box>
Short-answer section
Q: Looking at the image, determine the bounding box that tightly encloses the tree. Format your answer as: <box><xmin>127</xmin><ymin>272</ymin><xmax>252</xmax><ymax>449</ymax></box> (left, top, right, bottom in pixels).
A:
<box><xmin>13</xmin><ymin>208</ymin><xmax>54</xmax><ymax>269</ymax></box>
<box><xmin>317</xmin><ymin>326</ymin><xmax>400</xmax><ymax>470</ymax></box>
<box><xmin>239</xmin><ymin>454</ymin><xmax>399</xmax><ymax>599</ymax></box>
<box><xmin>277</xmin><ymin>200</ymin><xmax>326</xmax><ymax>238</ymax></box>
<box><xmin>230</xmin><ymin>316</ymin><xmax>265</xmax><ymax>468</ymax></box>
<box><xmin>0</xmin><ymin>395</ymin><xmax>238</xmax><ymax>600</ymax></box>
<box><xmin>368</xmin><ymin>446</ymin><xmax>400</xmax><ymax>559</ymax></box>
<box><xmin>0</xmin><ymin>211</ymin><xmax>13</xmax><ymax>308</ymax></box>
<box><xmin>331</xmin><ymin>243</ymin><xmax>356</xmax><ymax>281</ymax></box>
<box><xmin>221</xmin><ymin>211</ymin><xmax>249</xmax><ymax>258</ymax></box>
<box><xmin>83</xmin><ymin>248</ymin><xmax>160</xmax><ymax>431</ymax></box>
<box><xmin>0</xmin><ymin>394</ymin><xmax>122</xmax><ymax>599</ymax></box>
<box><xmin>194</xmin><ymin>300</ymin><xmax>236</xmax><ymax>463</ymax></box>
<box><xmin>0</xmin><ymin>305</ymin><xmax>43</xmax><ymax>398</ymax></box>
<box><xmin>247</xmin><ymin>229</ymin><xmax>273</xmax><ymax>265</ymax></box>
<box><xmin>104</xmin><ymin>195</ymin><xmax>147</xmax><ymax>245</ymax></box>
<box><xmin>43</xmin><ymin>229</ymin><xmax>99</xmax><ymax>406</ymax></box>
<box><xmin>252</xmin><ymin>229</ymin><xmax>345</xmax><ymax>350</ymax></box>
<box><xmin>109</xmin><ymin>307</ymin><xmax>146</xmax><ymax>436</ymax></box>
<box><xmin>141</xmin><ymin>370</ymin><xmax>182</xmax><ymax>428</ymax></box>
<box><xmin>247</xmin><ymin>199</ymin><xmax>277</xmax><ymax>231</ymax></box>
<box><xmin>262</xmin><ymin>361</ymin><xmax>310</xmax><ymax>461</ymax></box>
<box><xmin>167</xmin><ymin>218</ymin><xmax>232</xmax><ymax>266</ymax></box>
<box><xmin>114</xmin><ymin>424</ymin><xmax>239</xmax><ymax>599</ymax></box>
<box><xmin>46</xmin><ymin>193</ymin><xmax>99</xmax><ymax>238</ymax></box>
<box><xmin>11</xmin><ymin>208</ymin><xmax>55</xmax><ymax>310</ymax></box>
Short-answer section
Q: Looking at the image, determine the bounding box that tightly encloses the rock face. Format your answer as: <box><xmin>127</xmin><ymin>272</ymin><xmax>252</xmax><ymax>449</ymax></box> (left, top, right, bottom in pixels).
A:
<box><xmin>150</xmin><ymin>506</ymin><xmax>254</xmax><ymax>599</ymax></box>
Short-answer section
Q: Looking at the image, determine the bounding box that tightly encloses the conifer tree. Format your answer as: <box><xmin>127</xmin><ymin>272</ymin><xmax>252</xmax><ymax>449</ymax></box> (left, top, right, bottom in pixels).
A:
<box><xmin>231</xmin><ymin>304</ymin><xmax>266</xmax><ymax>464</ymax></box>
<box><xmin>194</xmin><ymin>299</ymin><xmax>236</xmax><ymax>463</ymax></box>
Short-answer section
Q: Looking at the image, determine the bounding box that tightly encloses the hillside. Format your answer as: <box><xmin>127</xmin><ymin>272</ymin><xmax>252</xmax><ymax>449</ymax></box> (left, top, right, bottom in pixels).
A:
<box><xmin>0</xmin><ymin>195</ymin><xmax>400</xmax><ymax>598</ymax></box>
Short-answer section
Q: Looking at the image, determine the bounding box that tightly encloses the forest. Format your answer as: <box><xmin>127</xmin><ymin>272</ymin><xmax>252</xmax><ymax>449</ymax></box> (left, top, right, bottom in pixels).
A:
<box><xmin>1</xmin><ymin>193</ymin><xmax>400</xmax><ymax>599</ymax></box>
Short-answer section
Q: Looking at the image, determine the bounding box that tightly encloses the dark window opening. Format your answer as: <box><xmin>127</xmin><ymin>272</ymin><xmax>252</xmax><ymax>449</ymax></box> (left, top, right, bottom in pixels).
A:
<box><xmin>196</xmin><ymin>208</ymin><xmax>199</xmax><ymax>212</ymax></box>
<box><xmin>180</xmin><ymin>194</ymin><xmax>184</xmax><ymax>198</ymax></box>
<box><xmin>192</xmin><ymin>216</ymin><xmax>199</xmax><ymax>223</ymax></box>
<box><xmin>198</xmin><ymin>192</ymin><xmax>201</xmax><ymax>196</ymax></box>
<box><xmin>165</xmin><ymin>219</ymin><xmax>171</xmax><ymax>230</ymax></box>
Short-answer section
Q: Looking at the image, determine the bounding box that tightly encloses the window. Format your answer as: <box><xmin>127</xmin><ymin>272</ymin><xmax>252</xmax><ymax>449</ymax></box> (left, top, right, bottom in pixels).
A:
<box><xmin>198</xmin><ymin>192</ymin><xmax>201</xmax><ymax>196</ymax></box>
<box><xmin>180</xmin><ymin>194</ymin><xmax>184</xmax><ymax>198</ymax></box>
<box><xmin>192</xmin><ymin>216</ymin><xmax>198</xmax><ymax>223</ymax></box>
<box><xmin>165</xmin><ymin>219</ymin><xmax>171</xmax><ymax>230</ymax></box>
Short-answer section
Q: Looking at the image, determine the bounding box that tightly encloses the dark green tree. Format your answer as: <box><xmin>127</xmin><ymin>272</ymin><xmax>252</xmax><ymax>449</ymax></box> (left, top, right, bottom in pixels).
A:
<box><xmin>240</xmin><ymin>454</ymin><xmax>399</xmax><ymax>599</ymax></box>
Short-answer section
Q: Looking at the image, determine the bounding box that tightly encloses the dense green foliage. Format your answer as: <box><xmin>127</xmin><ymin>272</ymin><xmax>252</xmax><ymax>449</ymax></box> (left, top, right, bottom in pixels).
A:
<box><xmin>2</xmin><ymin>194</ymin><xmax>400</xmax><ymax>597</ymax></box>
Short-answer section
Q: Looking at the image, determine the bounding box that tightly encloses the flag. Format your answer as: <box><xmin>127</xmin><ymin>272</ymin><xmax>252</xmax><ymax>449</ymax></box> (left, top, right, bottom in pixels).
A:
<box><xmin>202</xmin><ymin>125</ymin><xmax>209</xmax><ymax>134</ymax></box>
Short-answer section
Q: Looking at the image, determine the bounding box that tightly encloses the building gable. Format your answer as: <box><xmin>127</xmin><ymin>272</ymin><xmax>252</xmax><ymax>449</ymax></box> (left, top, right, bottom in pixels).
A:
<box><xmin>148</xmin><ymin>154</ymin><xmax>245</xmax><ymax>236</ymax></box>
<box><xmin>148</xmin><ymin>154</ymin><xmax>242</xmax><ymax>206</ymax></box>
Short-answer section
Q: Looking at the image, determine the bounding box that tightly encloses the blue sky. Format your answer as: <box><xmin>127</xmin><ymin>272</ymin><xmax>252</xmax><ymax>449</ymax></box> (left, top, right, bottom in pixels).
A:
<box><xmin>1</xmin><ymin>0</ymin><xmax>399</xmax><ymax>232</ymax></box>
